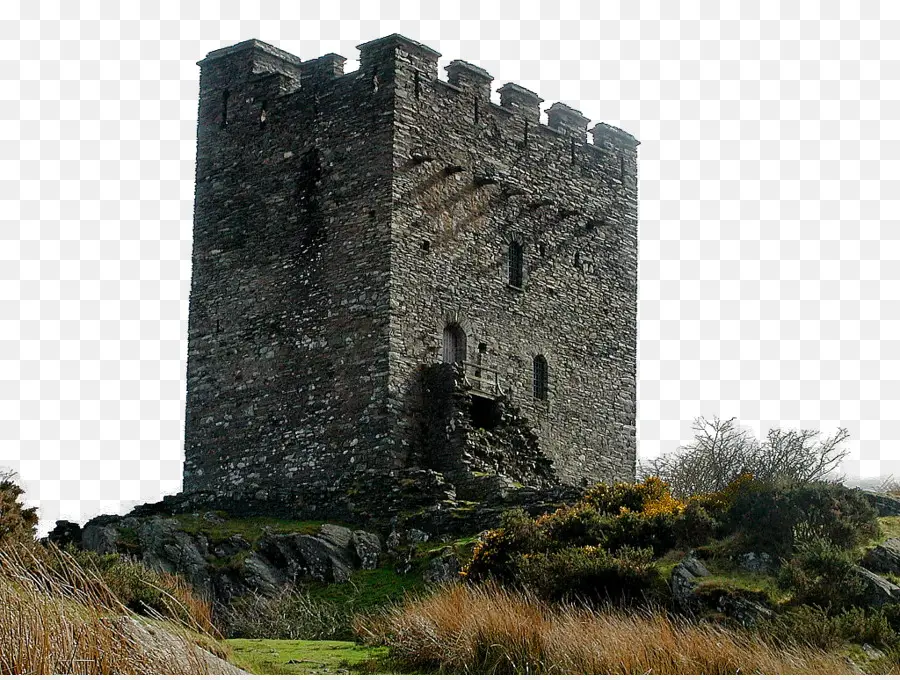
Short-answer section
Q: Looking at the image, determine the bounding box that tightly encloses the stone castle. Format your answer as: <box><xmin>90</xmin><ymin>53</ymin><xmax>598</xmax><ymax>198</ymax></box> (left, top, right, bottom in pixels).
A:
<box><xmin>182</xmin><ymin>34</ymin><xmax>638</xmax><ymax>521</ymax></box>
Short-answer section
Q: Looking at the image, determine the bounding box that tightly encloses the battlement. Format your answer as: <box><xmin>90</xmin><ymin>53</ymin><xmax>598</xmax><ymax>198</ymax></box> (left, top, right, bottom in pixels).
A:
<box><xmin>195</xmin><ymin>35</ymin><xmax>639</xmax><ymax>173</ymax></box>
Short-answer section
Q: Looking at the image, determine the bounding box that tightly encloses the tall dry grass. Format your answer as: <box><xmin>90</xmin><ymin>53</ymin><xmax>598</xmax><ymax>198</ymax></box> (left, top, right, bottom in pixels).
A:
<box><xmin>357</xmin><ymin>583</ymin><xmax>853</xmax><ymax>674</ymax></box>
<box><xmin>0</xmin><ymin>541</ymin><xmax>221</xmax><ymax>674</ymax></box>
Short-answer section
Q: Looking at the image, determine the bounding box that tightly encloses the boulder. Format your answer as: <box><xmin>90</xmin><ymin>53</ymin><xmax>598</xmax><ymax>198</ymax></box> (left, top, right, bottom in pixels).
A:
<box><xmin>46</xmin><ymin>520</ymin><xmax>83</xmax><ymax>548</ymax></box>
<box><xmin>257</xmin><ymin>529</ymin><xmax>355</xmax><ymax>584</ymax></box>
<box><xmin>135</xmin><ymin>517</ymin><xmax>211</xmax><ymax>591</ymax></box>
<box><xmin>737</xmin><ymin>552</ymin><xmax>776</xmax><ymax>574</ymax></box>
<box><xmin>863</xmin><ymin>491</ymin><xmax>900</xmax><ymax>517</ymax></box>
<box><xmin>423</xmin><ymin>549</ymin><xmax>461</xmax><ymax>583</ymax></box>
<box><xmin>853</xmin><ymin>565</ymin><xmax>900</xmax><ymax>607</ymax></box>
<box><xmin>670</xmin><ymin>555</ymin><xmax>710</xmax><ymax>610</ymax></box>
<box><xmin>407</xmin><ymin>528</ymin><xmax>430</xmax><ymax>546</ymax></box>
<box><xmin>351</xmin><ymin>530</ymin><xmax>382</xmax><ymax>570</ymax></box>
<box><xmin>82</xmin><ymin>524</ymin><xmax>120</xmax><ymax>554</ymax></box>
<box><xmin>862</xmin><ymin>538</ymin><xmax>900</xmax><ymax>575</ymax></box>
<box><xmin>241</xmin><ymin>553</ymin><xmax>282</xmax><ymax>594</ymax></box>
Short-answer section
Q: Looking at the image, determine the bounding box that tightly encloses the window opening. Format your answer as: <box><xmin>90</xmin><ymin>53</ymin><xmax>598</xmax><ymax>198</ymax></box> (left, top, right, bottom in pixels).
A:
<box><xmin>442</xmin><ymin>323</ymin><xmax>467</xmax><ymax>364</ymax></box>
<box><xmin>508</xmin><ymin>241</ymin><xmax>524</xmax><ymax>288</ymax></box>
<box><xmin>533</xmin><ymin>354</ymin><xmax>549</xmax><ymax>400</ymax></box>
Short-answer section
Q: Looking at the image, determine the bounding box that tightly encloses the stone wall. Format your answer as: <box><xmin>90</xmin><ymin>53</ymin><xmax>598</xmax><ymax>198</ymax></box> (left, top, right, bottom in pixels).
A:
<box><xmin>184</xmin><ymin>40</ymin><xmax>397</xmax><ymax>499</ymax></box>
<box><xmin>386</xmin><ymin>41</ymin><xmax>639</xmax><ymax>485</ymax></box>
<box><xmin>183</xmin><ymin>34</ymin><xmax>638</xmax><ymax>511</ymax></box>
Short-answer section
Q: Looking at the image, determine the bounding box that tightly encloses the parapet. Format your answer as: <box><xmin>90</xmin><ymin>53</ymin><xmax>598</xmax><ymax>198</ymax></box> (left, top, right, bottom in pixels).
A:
<box><xmin>357</xmin><ymin>33</ymin><xmax>442</xmax><ymax>80</ymax></box>
<box><xmin>195</xmin><ymin>34</ymin><xmax>640</xmax><ymax>154</ymax></box>
<box><xmin>497</xmin><ymin>83</ymin><xmax>544</xmax><ymax>122</ymax></box>
<box><xmin>446</xmin><ymin>59</ymin><xmax>493</xmax><ymax>101</ymax></box>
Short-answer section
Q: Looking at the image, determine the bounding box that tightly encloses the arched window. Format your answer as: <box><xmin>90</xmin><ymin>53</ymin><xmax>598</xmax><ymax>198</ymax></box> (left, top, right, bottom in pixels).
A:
<box><xmin>533</xmin><ymin>354</ymin><xmax>548</xmax><ymax>400</ymax></box>
<box><xmin>508</xmin><ymin>241</ymin><xmax>524</xmax><ymax>288</ymax></box>
<box><xmin>443</xmin><ymin>323</ymin><xmax>467</xmax><ymax>364</ymax></box>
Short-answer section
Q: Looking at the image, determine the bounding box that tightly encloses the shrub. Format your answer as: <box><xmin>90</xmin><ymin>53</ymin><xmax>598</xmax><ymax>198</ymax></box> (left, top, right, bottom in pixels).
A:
<box><xmin>0</xmin><ymin>470</ymin><xmax>38</xmax><ymax>546</ymax></box>
<box><xmin>515</xmin><ymin>545</ymin><xmax>658</xmax><ymax>602</ymax></box>
<box><xmin>769</xmin><ymin>605</ymin><xmax>899</xmax><ymax>651</ymax></box>
<box><xmin>728</xmin><ymin>480</ymin><xmax>878</xmax><ymax>556</ymax></box>
<box><xmin>219</xmin><ymin>586</ymin><xmax>351</xmax><ymax>640</ymax></box>
<box><xmin>641</xmin><ymin>417</ymin><xmax>851</xmax><ymax>497</ymax></box>
<box><xmin>583</xmin><ymin>477</ymin><xmax>675</xmax><ymax>514</ymax></box>
<box><xmin>463</xmin><ymin>508</ymin><xmax>546</xmax><ymax>582</ymax></box>
<box><xmin>778</xmin><ymin>538</ymin><xmax>865</xmax><ymax>611</ymax></box>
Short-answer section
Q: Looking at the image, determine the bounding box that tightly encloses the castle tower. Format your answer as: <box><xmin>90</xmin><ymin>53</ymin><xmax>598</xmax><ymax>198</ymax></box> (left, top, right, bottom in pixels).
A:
<box><xmin>184</xmin><ymin>35</ymin><xmax>638</xmax><ymax>516</ymax></box>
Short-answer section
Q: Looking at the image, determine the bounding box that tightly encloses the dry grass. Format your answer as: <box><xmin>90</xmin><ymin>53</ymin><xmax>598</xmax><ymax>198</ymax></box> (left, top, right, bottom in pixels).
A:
<box><xmin>70</xmin><ymin>548</ymin><xmax>219</xmax><ymax>636</ymax></box>
<box><xmin>357</xmin><ymin>583</ymin><xmax>853</xmax><ymax>674</ymax></box>
<box><xmin>0</xmin><ymin>541</ymin><xmax>223</xmax><ymax>674</ymax></box>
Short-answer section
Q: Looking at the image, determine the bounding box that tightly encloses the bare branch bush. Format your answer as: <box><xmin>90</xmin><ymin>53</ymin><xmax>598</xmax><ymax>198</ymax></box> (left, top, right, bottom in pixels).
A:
<box><xmin>639</xmin><ymin>417</ymin><xmax>850</xmax><ymax>497</ymax></box>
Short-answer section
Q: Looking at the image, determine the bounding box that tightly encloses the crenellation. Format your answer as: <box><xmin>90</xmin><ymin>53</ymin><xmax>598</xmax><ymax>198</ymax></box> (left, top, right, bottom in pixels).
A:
<box><xmin>445</xmin><ymin>59</ymin><xmax>493</xmax><ymax>103</ymax></box>
<box><xmin>497</xmin><ymin>82</ymin><xmax>544</xmax><ymax>122</ymax></box>
<box><xmin>546</xmin><ymin>101</ymin><xmax>591</xmax><ymax>139</ymax></box>
<box><xmin>183</xmin><ymin>35</ymin><xmax>639</xmax><ymax>518</ymax></box>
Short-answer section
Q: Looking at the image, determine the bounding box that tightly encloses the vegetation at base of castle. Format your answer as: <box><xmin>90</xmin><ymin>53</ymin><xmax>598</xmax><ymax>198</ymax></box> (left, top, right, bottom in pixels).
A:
<box><xmin>0</xmin><ymin>487</ymin><xmax>233</xmax><ymax>672</ymax></box>
<box><xmin>171</xmin><ymin>511</ymin><xmax>332</xmax><ymax>544</ymax></box>
<box><xmin>640</xmin><ymin>416</ymin><xmax>851</xmax><ymax>496</ymax></box>
<box><xmin>224</xmin><ymin>638</ymin><xmax>388</xmax><ymax>675</ymax></box>
<box><xmin>355</xmin><ymin>583</ymin><xmax>852</xmax><ymax>674</ymax></box>
<box><xmin>0</xmin><ymin>470</ymin><xmax>38</xmax><ymax>545</ymax></box>
<box><xmin>463</xmin><ymin>474</ymin><xmax>878</xmax><ymax>595</ymax></box>
<box><xmin>66</xmin><ymin>548</ymin><xmax>219</xmax><ymax>634</ymax></box>
<box><xmin>220</xmin><ymin>567</ymin><xmax>424</xmax><ymax>641</ymax></box>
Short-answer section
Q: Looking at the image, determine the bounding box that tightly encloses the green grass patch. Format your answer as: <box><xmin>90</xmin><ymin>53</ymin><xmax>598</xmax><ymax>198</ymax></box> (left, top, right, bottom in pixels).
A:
<box><xmin>696</xmin><ymin>570</ymin><xmax>790</xmax><ymax>606</ymax></box>
<box><xmin>305</xmin><ymin>566</ymin><xmax>423</xmax><ymax>611</ymax></box>
<box><xmin>225</xmin><ymin>639</ymin><xmax>388</xmax><ymax>675</ymax></box>
<box><xmin>170</xmin><ymin>513</ymin><xmax>342</xmax><ymax>544</ymax></box>
<box><xmin>878</xmin><ymin>516</ymin><xmax>900</xmax><ymax>542</ymax></box>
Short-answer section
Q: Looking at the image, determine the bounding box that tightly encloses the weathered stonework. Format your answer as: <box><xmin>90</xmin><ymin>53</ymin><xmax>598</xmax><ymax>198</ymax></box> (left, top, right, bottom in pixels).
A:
<box><xmin>183</xmin><ymin>35</ymin><xmax>639</xmax><ymax>516</ymax></box>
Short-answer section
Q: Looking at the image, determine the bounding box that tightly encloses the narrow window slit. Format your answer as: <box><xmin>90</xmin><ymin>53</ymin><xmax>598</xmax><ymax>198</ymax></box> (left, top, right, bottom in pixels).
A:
<box><xmin>570</xmin><ymin>138</ymin><xmax>576</xmax><ymax>164</ymax></box>
<box><xmin>508</xmin><ymin>241</ymin><xmax>524</xmax><ymax>288</ymax></box>
<box><xmin>414</xmin><ymin>71</ymin><xmax>421</xmax><ymax>99</ymax></box>
<box><xmin>259</xmin><ymin>100</ymin><xmax>267</xmax><ymax>128</ymax></box>
<box><xmin>474</xmin><ymin>97</ymin><xmax>479</xmax><ymax>124</ymax></box>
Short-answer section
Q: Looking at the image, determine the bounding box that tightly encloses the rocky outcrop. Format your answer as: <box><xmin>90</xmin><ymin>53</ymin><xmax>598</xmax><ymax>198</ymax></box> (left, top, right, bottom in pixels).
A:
<box><xmin>853</xmin><ymin>566</ymin><xmax>900</xmax><ymax>607</ymax></box>
<box><xmin>670</xmin><ymin>555</ymin><xmax>710</xmax><ymax>609</ymax></box>
<box><xmin>670</xmin><ymin>555</ymin><xmax>773</xmax><ymax>626</ymax></box>
<box><xmin>62</xmin><ymin>514</ymin><xmax>384</xmax><ymax>602</ymax></box>
<box><xmin>81</xmin><ymin>524</ymin><xmax>120</xmax><ymax>555</ymax></box>
<box><xmin>862</xmin><ymin>538</ymin><xmax>900</xmax><ymax>575</ymax></box>
<box><xmin>737</xmin><ymin>551</ymin><xmax>777</xmax><ymax>575</ymax></box>
<box><xmin>423</xmin><ymin>548</ymin><xmax>462</xmax><ymax>584</ymax></box>
<box><xmin>863</xmin><ymin>491</ymin><xmax>900</xmax><ymax>517</ymax></box>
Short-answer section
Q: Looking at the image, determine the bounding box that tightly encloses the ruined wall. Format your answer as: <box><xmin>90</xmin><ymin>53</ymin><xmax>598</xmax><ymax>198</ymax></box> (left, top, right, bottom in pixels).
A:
<box><xmin>387</xmin><ymin>47</ymin><xmax>639</xmax><ymax>485</ymax></box>
<box><xmin>184</xmin><ymin>40</ymin><xmax>398</xmax><ymax>501</ymax></box>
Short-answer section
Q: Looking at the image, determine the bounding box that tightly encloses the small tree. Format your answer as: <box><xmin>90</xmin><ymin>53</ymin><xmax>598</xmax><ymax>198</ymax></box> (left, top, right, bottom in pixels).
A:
<box><xmin>0</xmin><ymin>470</ymin><xmax>38</xmax><ymax>545</ymax></box>
<box><xmin>641</xmin><ymin>417</ymin><xmax>850</xmax><ymax>497</ymax></box>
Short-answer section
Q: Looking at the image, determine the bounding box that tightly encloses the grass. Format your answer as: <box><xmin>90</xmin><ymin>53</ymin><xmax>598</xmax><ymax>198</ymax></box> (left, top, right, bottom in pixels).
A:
<box><xmin>357</xmin><ymin>583</ymin><xmax>853</xmax><ymax>674</ymax></box>
<box><xmin>225</xmin><ymin>638</ymin><xmax>388</xmax><ymax>674</ymax></box>
<box><xmin>170</xmin><ymin>512</ymin><xmax>337</xmax><ymax>544</ymax></box>
<box><xmin>305</xmin><ymin>566</ymin><xmax>424</xmax><ymax>611</ymax></box>
<box><xmin>878</xmin><ymin>516</ymin><xmax>900</xmax><ymax>542</ymax></box>
<box><xmin>0</xmin><ymin>540</ymin><xmax>222</xmax><ymax>673</ymax></box>
<box><xmin>696</xmin><ymin>571</ymin><xmax>791</xmax><ymax>606</ymax></box>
